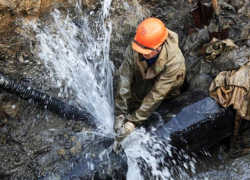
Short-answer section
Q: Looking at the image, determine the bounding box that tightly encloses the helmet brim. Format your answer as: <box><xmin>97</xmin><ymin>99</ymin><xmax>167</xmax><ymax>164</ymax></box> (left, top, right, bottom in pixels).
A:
<box><xmin>132</xmin><ymin>41</ymin><xmax>153</xmax><ymax>54</ymax></box>
<box><xmin>132</xmin><ymin>31</ymin><xmax>168</xmax><ymax>54</ymax></box>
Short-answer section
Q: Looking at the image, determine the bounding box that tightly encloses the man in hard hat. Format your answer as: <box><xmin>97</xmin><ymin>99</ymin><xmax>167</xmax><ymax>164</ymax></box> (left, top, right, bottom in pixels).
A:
<box><xmin>114</xmin><ymin>17</ymin><xmax>186</xmax><ymax>143</ymax></box>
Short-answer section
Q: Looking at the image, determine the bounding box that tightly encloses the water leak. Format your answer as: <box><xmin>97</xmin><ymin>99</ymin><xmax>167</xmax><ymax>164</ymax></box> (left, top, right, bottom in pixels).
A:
<box><xmin>29</xmin><ymin>0</ymin><xmax>114</xmax><ymax>134</ymax></box>
<box><xmin>121</xmin><ymin>125</ymin><xmax>198</xmax><ymax>180</ymax></box>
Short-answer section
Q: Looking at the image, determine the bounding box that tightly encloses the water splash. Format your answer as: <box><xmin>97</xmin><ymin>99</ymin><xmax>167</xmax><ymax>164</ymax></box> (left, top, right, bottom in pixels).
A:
<box><xmin>29</xmin><ymin>0</ymin><xmax>114</xmax><ymax>134</ymax></box>
<box><xmin>122</xmin><ymin>127</ymin><xmax>197</xmax><ymax>180</ymax></box>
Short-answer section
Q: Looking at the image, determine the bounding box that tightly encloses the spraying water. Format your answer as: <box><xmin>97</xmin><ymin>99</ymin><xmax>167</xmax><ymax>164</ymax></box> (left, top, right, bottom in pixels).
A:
<box><xmin>121</xmin><ymin>125</ymin><xmax>197</xmax><ymax>180</ymax></box>
<box><xmin>30</xmin><ymin>0</ymin><xmax>114</xmax><ymax>134</ymax></box>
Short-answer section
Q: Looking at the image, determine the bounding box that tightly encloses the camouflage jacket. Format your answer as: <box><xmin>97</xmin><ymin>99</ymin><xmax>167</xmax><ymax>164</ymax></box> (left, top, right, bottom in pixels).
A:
<box><xmin>115</xmin><ymin>30</ymin><xmax>186</xmax><ymax>124</ymax></box>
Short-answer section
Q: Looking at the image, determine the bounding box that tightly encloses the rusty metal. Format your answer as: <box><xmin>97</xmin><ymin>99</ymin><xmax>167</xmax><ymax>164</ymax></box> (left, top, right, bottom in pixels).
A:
<box><xmin>209</xmin><ymin>27</ymin><xmax>229</xmax><ymax>40</ymax></box>
<box><xmin>191</xmin><ymin>0</ymin><xmax>213</xmax><ymax>30</ymax></box>
<box><xmin>190</xmin><ymin>0</ymin><xmax>229</xmax><ymax>40</ymax></box>
<box><xmin>209</xmin><ymin>0</ymin><xmax>229</xmax><ymax>40</ymax></box>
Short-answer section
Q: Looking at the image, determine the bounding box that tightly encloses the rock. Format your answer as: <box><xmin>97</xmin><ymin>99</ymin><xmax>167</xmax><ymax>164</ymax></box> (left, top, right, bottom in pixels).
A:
<box><xmin>229</xmin><ymin>0</ymin><xmax>245</xmax><ymax>11</ymax></box>
<box><xmin>70</xmin><ymin>142</ymin><xmax>81</xmax><ymax>156</ymax></box>
<box><xmin>58</xmin><ymin>149</ymin><xmax>65</xmax><ymax>156</ymax></box>
<box><xmin>210</xmin><ymin>46</ymin><xmax>250</xmax><ymax>77</ymax></box>
<box><xmin>72</xmin><ymin>124</ymin><xmax>82</xmax><ymax>133</ymax></box>
<box><xmin>237</xmin><ymin>1</ymin><xmax>250</xmax><ymax>18</ymax></box>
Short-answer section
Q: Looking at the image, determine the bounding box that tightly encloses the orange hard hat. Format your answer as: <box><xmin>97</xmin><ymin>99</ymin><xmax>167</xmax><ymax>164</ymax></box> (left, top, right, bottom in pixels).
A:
<box><xmin>132</xmin><ymin>17</ymin><xmax>168</xmax><ymax>54</ymax></box>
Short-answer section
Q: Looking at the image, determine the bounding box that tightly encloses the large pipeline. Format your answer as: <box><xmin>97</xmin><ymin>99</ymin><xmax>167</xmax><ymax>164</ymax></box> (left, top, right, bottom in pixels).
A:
<box><xmin>0</xmin><ymin>71</ymin><xmax>96</xmax><ymax>127</ymax></box>
<box><xmin>154</xmin><ymin>91</ymin><xmax>237</xmax><ymax>152</ymax></box>
<box><xmin>0</xmin><ymin>72</ymin><xmax>248</xmax><ymax>179</ymax></box>
<box><xmin>62</xmin><ymin>91</ymin><xmax>250</xmax><ymax>179</ymax></box>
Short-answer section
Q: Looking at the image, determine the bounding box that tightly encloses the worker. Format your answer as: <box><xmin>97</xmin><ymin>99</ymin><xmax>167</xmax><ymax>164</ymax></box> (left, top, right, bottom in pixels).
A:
<box><xmin>114</xmin><ymin>17</ymin><xmax>186</xmax><ymax>142</ymax></box>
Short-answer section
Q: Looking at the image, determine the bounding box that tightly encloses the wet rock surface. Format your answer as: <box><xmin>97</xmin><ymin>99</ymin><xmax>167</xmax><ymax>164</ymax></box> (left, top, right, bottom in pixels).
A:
<box><xmin>210</xmin><ymin>46</ymin><xmax>250</xmax><ymax>77</ymax></box>
<box><xmin>0</xmin><ymin>0</ymin><xmax>249</xmax><ymax>179</ymax></box>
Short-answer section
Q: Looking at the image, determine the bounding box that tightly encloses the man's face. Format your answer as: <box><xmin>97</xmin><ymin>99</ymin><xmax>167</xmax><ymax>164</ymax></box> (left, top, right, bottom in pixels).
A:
<box><xmin>141</xmin><ymin>46</ymin><xmax>162</xmax><ymax>59</ymax></box>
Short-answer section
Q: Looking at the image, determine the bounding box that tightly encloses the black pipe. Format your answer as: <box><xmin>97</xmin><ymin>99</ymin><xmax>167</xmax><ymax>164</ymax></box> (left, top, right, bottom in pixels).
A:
<box><xmin>155</xmin><ymin>96</ymin><xmax>236</xmax><ymax>151</ymax></box>
<box><xmin>0</xmin><ymin>72</ymin><xmax>96</xmax><ymax>127</ymax></box>
<box><xmin>62</xmin><ymin>92</ymin><xmax>245</xmax><ymax>179</ymax></box>
<box><xmin>1</xmin><ymin>85</ymin><xmax>248</xmax><ymax>179</ymax></box>
<box><xmin>150</xmin><ymin>90</ymin><xmax>247</xmax><ymax>153</ymax></box>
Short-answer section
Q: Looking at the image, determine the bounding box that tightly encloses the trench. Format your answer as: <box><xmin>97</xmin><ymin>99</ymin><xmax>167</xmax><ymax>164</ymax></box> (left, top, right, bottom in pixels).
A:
<box><xmin>1</xmin><ymin>0</ymin><xmax>250</xmax><ymax>180</ymax></box>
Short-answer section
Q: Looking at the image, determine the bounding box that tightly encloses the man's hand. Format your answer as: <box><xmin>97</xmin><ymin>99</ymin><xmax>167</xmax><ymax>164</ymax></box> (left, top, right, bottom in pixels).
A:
<box><xmin>114</xmin><ymin>114</ymin><xmax>126</xmax><ymax>133</ymax></box>
<box><xmin>115</xmin><ymin>121</ymin><xmax>135</xmax><ymax>142</ymax></box>
<box><xmin>113</xmin><ymin>116</ymin><xmax>136</xmax><ymax>153</ymax></box>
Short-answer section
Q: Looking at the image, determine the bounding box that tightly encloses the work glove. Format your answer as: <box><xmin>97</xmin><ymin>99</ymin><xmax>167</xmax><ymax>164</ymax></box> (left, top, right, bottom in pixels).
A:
<box><xmin>115</xmin><ymin>121</ymin><xmax>135</xmax><ymax>142</ymax></box>
<box><xmin>113</xmin><ymin>114</ymin><xmax>126</xmax><ymax>133</ymax></box>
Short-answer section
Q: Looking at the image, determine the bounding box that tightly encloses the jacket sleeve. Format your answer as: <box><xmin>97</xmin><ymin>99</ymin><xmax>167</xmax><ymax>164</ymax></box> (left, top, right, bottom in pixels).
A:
<box><xmin>115</xmin><ymin>45</ymin><xmax>135</xmax><ymax>115</ymax></box>
<box><xmin>127</xmin><ymin>57</ymin><xmax>184</xmax><ymax>124</ymax></box>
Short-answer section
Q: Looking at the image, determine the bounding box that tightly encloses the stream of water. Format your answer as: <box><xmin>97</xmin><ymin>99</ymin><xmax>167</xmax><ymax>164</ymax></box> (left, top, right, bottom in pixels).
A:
<box><xmin>32</xmin><ymin>0</ymin><xmax>114</xmax><ymax>134</ymax></box>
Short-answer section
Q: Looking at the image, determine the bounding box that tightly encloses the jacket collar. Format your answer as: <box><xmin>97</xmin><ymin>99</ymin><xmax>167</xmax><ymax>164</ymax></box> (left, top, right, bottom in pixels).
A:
<box><xmin>136</xmin><ymin>42</ymin><xmax>168</xmax><ymax>79</ymax></box>
<box><xmin>135</xmin><ymin>29</ymin><xmax>179</xmax><ymax>79</ymax></box>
